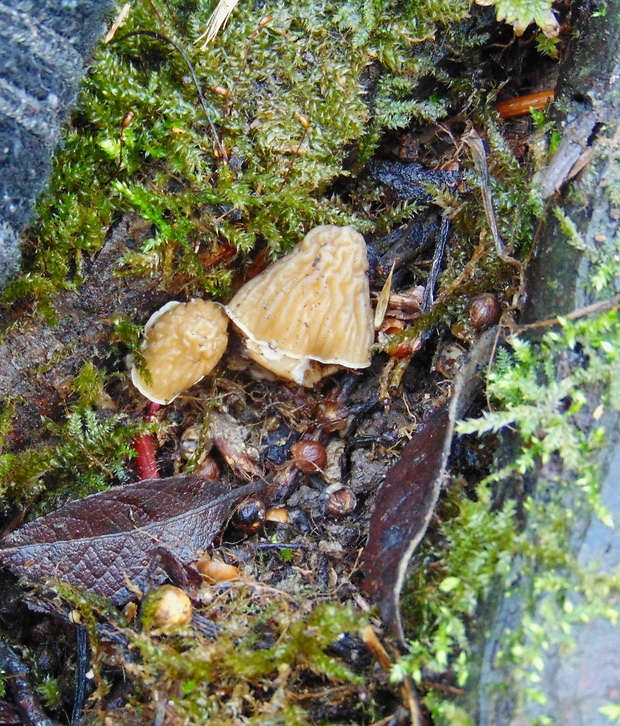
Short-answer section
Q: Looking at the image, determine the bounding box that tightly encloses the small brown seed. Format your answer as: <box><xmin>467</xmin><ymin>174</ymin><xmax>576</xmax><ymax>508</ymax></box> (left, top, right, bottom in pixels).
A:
<box><xmin>265</xmin><ymin>507</ymin><xmax>290</xmax><ymax>524</ymax></box>
<box><xmin>290</xmin><ymin>439</ymin><xmax>327</xmax><ymax>473</ymax></box>
<box><xmin>233</xmin><ymin>497</ymin><xmax>266</xmax><ymax>533</ymax></box>
<box><xmin>326</xmin><ymin>486</ymin><xmax>357</xmax><ymax>517</ymax></box>
<box><xmin>316</xmin><ymin>401</ymin><xmax>349</xmax><ymax>432</ymax></box>
<box><xmin>196</xmin><ymin>456</ymin><xmax>220</xmax><ymax>480</ymax></box>
<box><xmin>196</xmin><ymin>557</ymin><xmax>239</xmax><ymax>583</ymax></box>
<box><xmin>469</xmin><ymin>293</ymin><xmax>500</xmax><ymax>331</ymax></box>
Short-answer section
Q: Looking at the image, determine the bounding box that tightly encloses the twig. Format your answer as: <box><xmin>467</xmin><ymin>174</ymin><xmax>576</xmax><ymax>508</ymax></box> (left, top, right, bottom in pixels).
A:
<box><xmin>117</xmin><ymin>30</ymin><xmax>228</xmax><ymax>162</ymax></box>
<box><xmin>0</xmin><ymin>640</ymin><xmax>58</xmax><ymax>726</ymax></box>
<box><xmin>422</xmin><ymin>209</ymin><xmax>451</xmax><ymax>312</ymax></box>
<box><xmin>70</xmin><ymin>626</ymin><xmax>88</xmax><ymax>726</ymax></box>
<box><xmin>401</xmin><ymin>674</ymin><xmax>423</xmax><ymax>726</ymax></box>
<box><xmin>516</xmin><ymin>293</ymin><xmax>620</xmax><ymax>331</ymax></box>
<box><xmin>462</xmin><ymin>127</ymin><xmax>526</xmax><ymax>307</ymax></box>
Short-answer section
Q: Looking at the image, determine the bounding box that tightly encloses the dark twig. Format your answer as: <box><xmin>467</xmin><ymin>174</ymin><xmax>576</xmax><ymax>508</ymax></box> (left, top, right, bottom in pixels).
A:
<box><xmin>70</xmin><ymin>626</ymin><xmax>88</xmax><ymax>726</ymax></box>
<box><xmin>118</xmin><ymin>30</ymin><xmax>228</xmax><ymax>162</ymax></box>
<box><xmin>0</xmin><ymin>640</ymin><xmax>59</xmax><ymax>726</ymax></box>
<box><xmin>422</xmin><ymin>209</ymin><xmax>450</xmax><ymax>312</ymax></box>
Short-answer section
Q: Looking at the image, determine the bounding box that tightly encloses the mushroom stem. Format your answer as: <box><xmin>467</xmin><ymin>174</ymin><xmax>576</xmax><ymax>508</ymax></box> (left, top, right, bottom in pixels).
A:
<box><xmin>133</xmin><ymin>433</ymin><xmax>159</xmax><ymax>480</ymax></box>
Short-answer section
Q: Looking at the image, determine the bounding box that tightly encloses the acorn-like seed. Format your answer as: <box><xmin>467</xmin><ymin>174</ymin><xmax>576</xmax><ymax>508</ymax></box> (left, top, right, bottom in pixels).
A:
<box><xmin>326</xmin><ymin>486</ymin><xmax>357</xmax><ymax>517</ymax></box>
<box><xmin>233</xmin><ymin>497</ymin><xmax>266</xmax><ymax>533</ymax></box>
<box><xmin>290</xmin><ymin>439</ymin><xmax>327</xmax><ymax>473</ymax></box>
<box><xmin>265</xmin><ymin>507</ymin><xmax>290</xmax><ymax>524</ymax></box>
<box><xmin>469</xmin><ymin>293</ymin><xmax>500</xmax><ymax>331</ymax></box>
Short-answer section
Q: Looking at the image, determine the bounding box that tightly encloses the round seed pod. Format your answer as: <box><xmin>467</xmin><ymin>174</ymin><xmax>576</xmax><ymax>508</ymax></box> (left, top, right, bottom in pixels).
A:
<box><xmin>233</xmin><ymin>497</ymin><xmax>266</xmax><ymax>533</ymax></box>
<box><xmin>225</xmin><ymin>225</ymin><xmax>373</xmax><ymax>387</ymax></box>
<box><xmin>131</xmin><ymin>299</ymin><xmax>229</xmax><ymax>405</ymax></box>
<box><xmin>290</xmin><ymin>439</ymin><xmax>327</xmax><ymax>474</ymax></box>
<box><xmin>326</xmin><ymin>486</ymin><xmax>357</xmax><ymax>517</ymax></box>
<box><xmin>468</xmin><ymin>293</ymin><xmax>500</xmax><ymax>331</ymax></box>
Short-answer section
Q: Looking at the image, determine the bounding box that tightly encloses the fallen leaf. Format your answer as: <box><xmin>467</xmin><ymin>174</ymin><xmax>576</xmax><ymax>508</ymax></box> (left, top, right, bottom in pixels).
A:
<box><xmin>362</xmin><ymin>328</ymin><xmax>497</xmax><ymax>642</ymax></box>
<box><xmin>0</xmin><ymin>476</ymin><xmax>262</xmax><ymax>605</ymax></box>
<box><xmin>363</xmin><ymin>405</ymin><xmax>451</xmax><ymax>642</ymax></box>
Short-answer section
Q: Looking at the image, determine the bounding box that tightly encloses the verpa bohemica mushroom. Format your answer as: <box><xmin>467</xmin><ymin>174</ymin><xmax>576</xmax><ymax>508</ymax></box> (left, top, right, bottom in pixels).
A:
<box><xmin>225</xmin><ymin>225</ymin><xmax>373</xmax><ymax>387</ymax></box>
<box><xmin>131</xmin><ymin>299</ymin><xmax>229</xmax><ymax>404</ymax></box>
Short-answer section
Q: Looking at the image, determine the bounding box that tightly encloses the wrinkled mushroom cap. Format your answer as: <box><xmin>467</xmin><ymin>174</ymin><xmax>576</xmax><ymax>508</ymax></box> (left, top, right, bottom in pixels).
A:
<box><xmin>226</xmin><ymin>225</ymin><xmax>373</xmax><ymax>385</ymax></box>
<box><xmin>131</xmin><ymin>299</ymin><xmax>229</xmax><ymax>404</ymax></box>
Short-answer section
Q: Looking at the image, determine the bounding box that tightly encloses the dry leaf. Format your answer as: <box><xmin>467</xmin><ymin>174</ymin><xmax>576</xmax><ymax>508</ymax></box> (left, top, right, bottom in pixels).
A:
<box><xmin>0</xmin><ymin>476</ymin><xmax>262</xmax><ymax>605</ymax></box>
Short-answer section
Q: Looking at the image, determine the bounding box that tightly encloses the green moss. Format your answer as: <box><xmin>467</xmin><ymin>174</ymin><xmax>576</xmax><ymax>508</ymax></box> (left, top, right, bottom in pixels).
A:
<box><xmin>3</xmin><ymin>0</ymin><xmax>503</xmax><ymax>316</ymax></box>
<box><xmin>0</xmin><ymin>362</ymin><xmax>152</xmax><ymax>514</ymax></box>
<box><xmin>37</xmin><ymin>675</ymin><xmax>62</xmax><ymax>709</ymax></box>
<box><xmin>123</xmin><ymin>589</ymin><xmax>370</xmax><ymax>724</ymax></box>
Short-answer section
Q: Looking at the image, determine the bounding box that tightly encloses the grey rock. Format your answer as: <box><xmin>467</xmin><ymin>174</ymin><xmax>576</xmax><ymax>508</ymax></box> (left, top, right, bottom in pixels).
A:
<box><xmin>0</xmin><ymin>0</ymin><xmax>115</xmax><ymax>289</ymax></box>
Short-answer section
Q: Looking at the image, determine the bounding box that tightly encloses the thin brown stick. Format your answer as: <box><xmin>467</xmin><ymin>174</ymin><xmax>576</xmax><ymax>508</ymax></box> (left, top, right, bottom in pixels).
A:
<box><xmin>516</xmin><ymin>293</ymin><xmax>620</xmax><ymax>331</ymax></box>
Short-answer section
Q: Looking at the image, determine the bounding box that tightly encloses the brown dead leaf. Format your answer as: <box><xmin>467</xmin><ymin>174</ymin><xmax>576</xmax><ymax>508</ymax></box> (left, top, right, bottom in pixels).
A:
<box><xmin>0</xmin><ymin>476</ymin><xmax>262</xmax><ymax>605</ymax></box>
<box><xmin>362</xmin><ymin>328</ymin><xmax>497</xmax><ymax>642</ymax></box>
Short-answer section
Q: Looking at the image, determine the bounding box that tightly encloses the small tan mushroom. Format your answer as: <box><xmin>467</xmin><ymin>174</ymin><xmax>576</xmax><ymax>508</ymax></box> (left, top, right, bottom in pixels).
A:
<box><xmin>131</xmin><ymin>299</ymin><xmax>229</xmax><ymax>404</ymax></box>
<box><xmin>225</xmin><ymin>225</ymin><xmax>373</xmax><ymax>386</ymax></box>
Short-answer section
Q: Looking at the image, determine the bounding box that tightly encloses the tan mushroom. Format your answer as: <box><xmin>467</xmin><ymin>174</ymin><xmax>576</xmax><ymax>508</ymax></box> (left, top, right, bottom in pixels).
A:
<box><xmin>131</xmin><ymin>299</ymin><xmax>229</xmax><ymax>404</ymax></box>
<box><xmin>225</xmin><ymin>225</ymin><xmax>373</xmax><ymax>387</ymax></box>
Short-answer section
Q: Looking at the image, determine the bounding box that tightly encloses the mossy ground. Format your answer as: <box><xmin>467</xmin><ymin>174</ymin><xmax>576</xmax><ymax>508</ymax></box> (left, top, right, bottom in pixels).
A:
<box><xmin>2</xmin><ymin>0</ymin><xmax>618</xmax><ymax>724</ymax></box>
